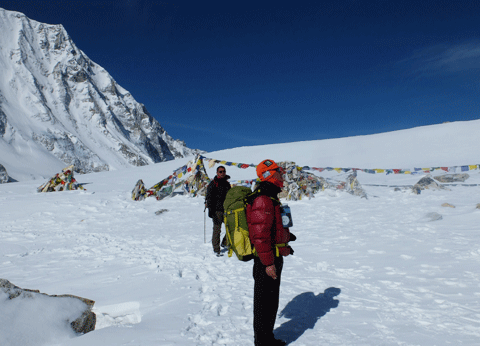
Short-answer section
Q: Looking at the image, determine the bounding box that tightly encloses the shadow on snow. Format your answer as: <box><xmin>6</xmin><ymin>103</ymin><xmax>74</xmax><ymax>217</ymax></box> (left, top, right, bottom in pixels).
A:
<box><xmin>274</xmin><ymin>287</ymin><xmax>341</xmax><ymax>345</ymax></box>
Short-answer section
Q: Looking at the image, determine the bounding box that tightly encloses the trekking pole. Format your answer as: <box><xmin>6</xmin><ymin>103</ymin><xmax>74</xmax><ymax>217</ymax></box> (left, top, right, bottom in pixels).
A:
<box><xmin>204</xmin><ymin>205</ymin><xmax>207</xmax><ymax>243</ymax></box>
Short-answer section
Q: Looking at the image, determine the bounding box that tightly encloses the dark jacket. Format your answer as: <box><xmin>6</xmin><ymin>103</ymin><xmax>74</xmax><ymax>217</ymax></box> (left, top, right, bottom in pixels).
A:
<box><xmin>246</xmin><ymin>181</ymin><xmax>293</xmax><ymax>266</ymax></box>
<box><xmin>206</xmin><ymin>175</ymin><xmax>231</xmax><ymax>214</ymax></box>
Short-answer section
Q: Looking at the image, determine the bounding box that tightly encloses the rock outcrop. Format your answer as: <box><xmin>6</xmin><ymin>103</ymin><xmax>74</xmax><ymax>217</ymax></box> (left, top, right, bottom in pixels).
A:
<box><xmin>0</xmin><ymin>163</ymin><xmax>10</xmax><ymax>183</ymax></box>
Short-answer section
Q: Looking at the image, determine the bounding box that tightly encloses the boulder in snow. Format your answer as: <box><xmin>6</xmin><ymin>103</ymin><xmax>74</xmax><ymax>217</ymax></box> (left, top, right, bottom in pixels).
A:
<box><xmin>412</xmin><ymin>175</ymin><xmax>448</xmax><ymax>194</ymax></box>
<box><xmin>0</xmin><ymin>164</ymin><xmax>10</xmax><ymax>184</ymax></box>
<box><xmin>0</xmin><ymin>278</ymin><xmax>96</xmax><ymax>335</ymax></box>
<box><xmin>434</xmin><ymin>173</ymin><xmax>469</xmax><ymax>183</ymax></box>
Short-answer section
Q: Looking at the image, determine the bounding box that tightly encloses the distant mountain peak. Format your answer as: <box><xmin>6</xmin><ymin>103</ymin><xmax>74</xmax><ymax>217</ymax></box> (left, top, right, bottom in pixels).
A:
<box><xmin>0</xmin><ymin>7</ymin><xmax>201</xmax><ymax>181</ymax></box>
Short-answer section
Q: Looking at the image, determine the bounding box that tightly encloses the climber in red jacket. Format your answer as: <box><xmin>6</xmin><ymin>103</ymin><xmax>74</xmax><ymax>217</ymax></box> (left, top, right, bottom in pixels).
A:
<box><xmin>247</xmin><ymin>159</ymin><xmax>295</xmax><ymax>346</ymax></box>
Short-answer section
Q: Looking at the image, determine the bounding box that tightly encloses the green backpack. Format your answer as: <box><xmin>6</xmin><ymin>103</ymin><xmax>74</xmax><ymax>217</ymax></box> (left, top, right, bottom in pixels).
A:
<box><xmin>223</xmin><ymin>186</ymin><xmax>257</xmax><ymax>261</ymax></box>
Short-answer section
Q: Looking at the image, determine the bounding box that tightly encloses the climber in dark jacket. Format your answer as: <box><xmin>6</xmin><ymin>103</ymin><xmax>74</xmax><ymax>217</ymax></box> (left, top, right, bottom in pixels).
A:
<box><xmin>205</xmin><ymin>166</ymin><xmax>231</xmax><ymax>256</ymax></box>
<box><xmin>246</xmin><ymin>159</ymin><xmax>295</xmax><ymax>346</ymax></box>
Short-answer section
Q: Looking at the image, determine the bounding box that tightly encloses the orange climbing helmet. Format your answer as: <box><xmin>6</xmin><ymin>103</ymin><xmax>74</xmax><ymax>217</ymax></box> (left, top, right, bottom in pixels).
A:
<box><xmin>256</xmin><ymin>159</ymin><xmax>284</xmax><ymax>187</ymax></box>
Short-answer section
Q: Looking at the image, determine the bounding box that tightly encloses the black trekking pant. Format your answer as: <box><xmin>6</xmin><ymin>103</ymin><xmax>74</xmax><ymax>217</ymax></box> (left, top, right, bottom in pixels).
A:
<box><xmin>253</xmin><ymin>256</ymin><xmax>283</xmax><ymax>346</ymax></box>
<box><xmin>212</xmin><ymin>211</ymin><xmax>224</xmax><ymax>253</ymax></box>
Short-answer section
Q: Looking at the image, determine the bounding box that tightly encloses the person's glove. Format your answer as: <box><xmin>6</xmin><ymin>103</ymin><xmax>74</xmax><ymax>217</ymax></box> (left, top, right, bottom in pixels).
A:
<box><xmin>289</xmin><ymin>246</ymin><xmax>294</xmax><ymax>255</ymax></box>
<box><xmin>208</xmin><ymin>209</ymin><xmax>214</xmax><ymax>219</ymax></box>
<box><xmin>289</xmin><ymin>233</ymin><xmax>297</xmax><ymax>241</ymax></box>
<box><xmin>265</xmin><ymin>265</ymin><xmax>277</xmax><ymax>280</ymax></box>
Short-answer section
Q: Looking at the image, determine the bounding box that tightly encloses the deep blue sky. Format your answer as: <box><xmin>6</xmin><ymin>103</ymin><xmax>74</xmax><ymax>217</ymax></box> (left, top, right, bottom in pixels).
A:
<box><xmin>3</xmin><ymin>1</ymin><xmax>480</xmax><ymax>152</ymax></box>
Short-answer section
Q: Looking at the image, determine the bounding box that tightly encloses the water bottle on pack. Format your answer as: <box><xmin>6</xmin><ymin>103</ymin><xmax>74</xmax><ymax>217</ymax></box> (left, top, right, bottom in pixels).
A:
<box><xmin>280</xmin><ymin>204</ymin><xmax>293</xmax><ymax>228</ymax></box>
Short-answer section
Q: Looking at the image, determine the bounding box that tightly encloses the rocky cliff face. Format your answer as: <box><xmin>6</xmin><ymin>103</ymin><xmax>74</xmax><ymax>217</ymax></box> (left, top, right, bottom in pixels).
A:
<box><xmin>0</xmin><ymin>8</ymin><xmax>200</xmax><ymax>180</ymax></box>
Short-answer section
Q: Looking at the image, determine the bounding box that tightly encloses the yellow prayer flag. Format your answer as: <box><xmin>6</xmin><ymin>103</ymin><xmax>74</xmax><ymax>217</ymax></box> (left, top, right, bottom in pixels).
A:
<box><xmin>375</xmin><ymin>169</ymin><xmax>385</xmax><ymax>173</ymax></box>
<box><xmin>469</xmin><ymin>165</ymin><xmax>477</xmax><ymax>170</ymax></box>
<box><xmin>334</xmin><ymin>168</ymin><xmax>342</xmax><ymax>173</ymax></box>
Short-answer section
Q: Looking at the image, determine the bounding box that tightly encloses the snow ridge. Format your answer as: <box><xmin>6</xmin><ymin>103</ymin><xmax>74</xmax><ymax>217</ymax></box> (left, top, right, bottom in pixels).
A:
<box><xmin>0</xmin><ymin>8</ymin><xmax>200</xmax><ymax>181</ymax></box>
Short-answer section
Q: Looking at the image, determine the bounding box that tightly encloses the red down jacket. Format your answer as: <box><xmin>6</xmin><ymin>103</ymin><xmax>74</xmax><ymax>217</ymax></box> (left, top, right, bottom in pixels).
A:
<box><xmin>246</xmin><ymin>182</ymin><xmax>293</xmax><ymax>266</ymax></box>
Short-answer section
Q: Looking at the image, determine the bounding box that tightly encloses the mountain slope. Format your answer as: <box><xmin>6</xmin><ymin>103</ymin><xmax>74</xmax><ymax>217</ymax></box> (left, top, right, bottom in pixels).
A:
<box><xmin>208</xmin><ymin>119</ymin><xmax>480</xmax><ymax>170</ymax></box>
<box><xmin>0</xmin><ymin>8</ymin><xmax>199</xmax><ymax>181</ymax></box>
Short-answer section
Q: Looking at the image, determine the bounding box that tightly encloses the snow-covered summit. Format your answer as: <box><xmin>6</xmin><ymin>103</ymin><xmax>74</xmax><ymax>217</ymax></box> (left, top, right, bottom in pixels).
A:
<box><xmin>0</xmin><ymin>8</ymin><xmax>200</xmax><ymax>182</ymax></box>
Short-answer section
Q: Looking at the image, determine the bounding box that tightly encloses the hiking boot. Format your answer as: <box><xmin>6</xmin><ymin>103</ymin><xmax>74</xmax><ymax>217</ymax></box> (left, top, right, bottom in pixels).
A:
<box><xmin>215</xmin><ymin>252</ymin><xmax>223</xmax><ymax>257</ymax></box>
<box><xmin>255</xmin><ymin>337</ymin><xmax>286</xmax><ymax>346</ymax></box>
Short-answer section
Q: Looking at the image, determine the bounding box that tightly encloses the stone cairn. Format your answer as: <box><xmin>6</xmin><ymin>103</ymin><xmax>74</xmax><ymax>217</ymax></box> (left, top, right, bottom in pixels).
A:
<box><xmin>276</xmin><ymin>162</ymin><xmax>367</xmax><ymax>200</ymax></box>
<box><xmin>277</xmin><ymin>161</ymin><xmax>326</xmax><ymax>200</ymax></box>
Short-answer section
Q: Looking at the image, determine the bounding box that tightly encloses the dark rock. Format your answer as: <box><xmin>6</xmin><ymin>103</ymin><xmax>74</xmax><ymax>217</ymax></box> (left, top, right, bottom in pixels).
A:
<box><xmin>0</xmin><ymin>163</ymin><xmax>10</xmax><ymax>184</ymax></box>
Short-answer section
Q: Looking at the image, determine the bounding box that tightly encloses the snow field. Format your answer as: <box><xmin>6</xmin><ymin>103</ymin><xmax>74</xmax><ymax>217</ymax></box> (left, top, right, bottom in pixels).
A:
<box><xmin>1</xmin><ymin>159</ymin><xmax>480</xmax><ymax>345</ymax></box>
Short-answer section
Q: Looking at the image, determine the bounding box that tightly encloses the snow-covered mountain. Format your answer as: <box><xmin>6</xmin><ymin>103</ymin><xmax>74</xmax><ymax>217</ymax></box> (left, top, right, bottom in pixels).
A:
<box><xmin>0</xmin><ymin>8</ymin><xmax>200</xmax><ymax>182</ymax></box>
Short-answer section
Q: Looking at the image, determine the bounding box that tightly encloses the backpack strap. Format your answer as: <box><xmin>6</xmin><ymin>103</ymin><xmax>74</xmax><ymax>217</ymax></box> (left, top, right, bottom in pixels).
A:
<box><xmin>274</xmin><ymin>243</ymin><xmax>288</xmax><ymax>257</ymax></box>
<box><xmin>245</xmin><ymin>188</ymin><xmax>279</xmax><ymax>206</ymax></box>
<box><xmin>224</xmin><ymin>207</ymin><xmax>258</xmax><ymax>258</ymax></box>
<box><xmin>224</xmin><ymin>207</ymin><xmax>242</xmax><ymax>258</ymax></box>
